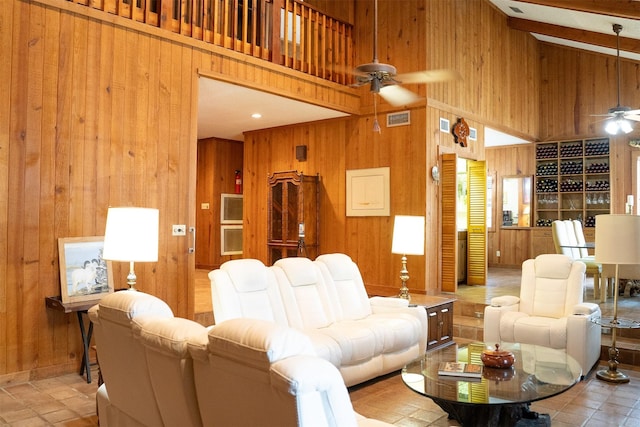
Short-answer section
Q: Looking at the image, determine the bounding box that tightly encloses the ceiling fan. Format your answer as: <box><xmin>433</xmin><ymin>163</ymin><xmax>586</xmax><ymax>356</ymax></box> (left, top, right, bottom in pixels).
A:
<box><xmin>351</xmin><ymin>0</ymin><xmax>460</xmax><ymax>107</ymax></box>
<box><xmin>601</xmin><ymin>24</ymin><xmax>640</xmax><ymax>135</ymax></box>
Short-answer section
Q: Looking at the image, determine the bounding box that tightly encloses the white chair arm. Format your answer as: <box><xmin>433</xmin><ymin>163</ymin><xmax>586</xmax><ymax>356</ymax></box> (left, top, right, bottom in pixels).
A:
<box><xmin>270</xmin><ymin>355</ymin><xmax>359</xmax><ymax>427</ymax></box>
<box><xmin>489</xmin><ymin>295</ymin><xmax>520</xmax><ymax>307</ymax></box>
<box><xmin>369</xmin><ymin>296</ymin><xmax>409</xmax><ymax>308</ymax></box>
<box><xmin>573</xmin><ymin>302</ymin><xmax>600</xmax><ymax>316</ymax></box>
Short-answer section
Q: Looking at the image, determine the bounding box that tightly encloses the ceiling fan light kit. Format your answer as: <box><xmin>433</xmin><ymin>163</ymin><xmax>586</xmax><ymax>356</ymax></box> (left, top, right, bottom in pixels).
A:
<box><xmin>604</xmin><ymin>24</ymin><xmax>640</xmax><ymax>135</ymax></box>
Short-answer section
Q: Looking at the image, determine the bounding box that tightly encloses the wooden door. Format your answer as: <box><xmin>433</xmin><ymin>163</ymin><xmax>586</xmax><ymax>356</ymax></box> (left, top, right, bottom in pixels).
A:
<box><xmin>467</xmin><ymin>160</ymin><xmax>487</xmax><ymax>285</ymax></box>
<box><xmin>441</xmin><ymin>153</ymin><xmax>458</xmax><ymax>292</ymax></box>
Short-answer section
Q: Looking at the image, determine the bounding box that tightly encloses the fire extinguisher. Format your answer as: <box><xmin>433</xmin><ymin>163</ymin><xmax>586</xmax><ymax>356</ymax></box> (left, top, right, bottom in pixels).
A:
<box><xmin>235</xmin><ymin>170</ymin><xmax>242</xmax><ymax>194</ymax></box>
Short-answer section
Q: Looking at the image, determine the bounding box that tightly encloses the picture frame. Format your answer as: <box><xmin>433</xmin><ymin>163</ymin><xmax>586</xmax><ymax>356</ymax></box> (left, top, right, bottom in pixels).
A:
<box><xmin>346</xmin><ymin>167</ymin><xmax>390</xmax><ymax>217</ymax></box>
<box><xmin>221</xmin><ymin>193</ymin><xmax>243</xmax><ymax>224</ymax></box>
<box><xmin>221</xmin><ymin>225</ymin><xmax>243</xmax><ymax>255</ymax></box>
<box><xmin>58</xmin><ymin>236</ymin><xmax>114</xmax><ymax>304</ymax></box>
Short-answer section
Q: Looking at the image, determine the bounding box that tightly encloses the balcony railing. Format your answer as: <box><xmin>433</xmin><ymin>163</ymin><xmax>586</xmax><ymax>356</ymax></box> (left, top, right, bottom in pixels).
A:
<box><xmin>66</xmin><ymin>0</ymin><xmax>353</xmax><ymax>84</ymax></box>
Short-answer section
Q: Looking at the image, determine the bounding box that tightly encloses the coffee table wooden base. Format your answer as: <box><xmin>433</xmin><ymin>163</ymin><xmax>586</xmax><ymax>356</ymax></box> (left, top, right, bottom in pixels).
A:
<box><xmin>432</xmin><ymin>398</ymin><xmax>551</xmax><ymax>427</ymax></box>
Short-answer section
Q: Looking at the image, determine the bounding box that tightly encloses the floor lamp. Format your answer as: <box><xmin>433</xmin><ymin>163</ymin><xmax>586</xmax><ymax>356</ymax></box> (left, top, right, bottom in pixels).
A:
<box><xmin>103</xmin><ymin>207</ymin><xmax>159</xmax><ymax>291</ymax></box>
<box><xmin>391</xmin><ymin>215</ymin><xmax>425</xmax><ymax>302</ymax></box>
<box><xmin>595</xmin><ymin>214</ymin><xmax>640</xmax><ymax>383</ymax></box>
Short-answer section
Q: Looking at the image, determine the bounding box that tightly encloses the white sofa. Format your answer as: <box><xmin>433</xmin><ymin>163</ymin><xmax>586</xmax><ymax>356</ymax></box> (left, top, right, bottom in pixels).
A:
<box><xmin>209</xmin><ymin>253</ymin><xmax>428</xmax><ymax>387</ymax></box>
<box><xmin>90</xmin><ymin>290</ymin><xmax>393</xmax><ymax>427</ymax></box>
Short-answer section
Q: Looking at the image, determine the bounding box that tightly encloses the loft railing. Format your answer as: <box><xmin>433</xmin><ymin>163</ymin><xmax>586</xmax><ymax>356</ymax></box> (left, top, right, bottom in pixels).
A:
<box><xmin>66</xmin><ymin>0</ymin><xmax>353</xmax><ymax>84</ymax></box>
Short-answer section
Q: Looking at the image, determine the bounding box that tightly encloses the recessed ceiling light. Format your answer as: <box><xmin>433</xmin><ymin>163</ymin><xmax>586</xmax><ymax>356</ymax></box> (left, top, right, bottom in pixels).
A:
<box><xmin>251</xmin><ymin>113</ymin><xmax>262</xmax><ymax>119</ymax></box>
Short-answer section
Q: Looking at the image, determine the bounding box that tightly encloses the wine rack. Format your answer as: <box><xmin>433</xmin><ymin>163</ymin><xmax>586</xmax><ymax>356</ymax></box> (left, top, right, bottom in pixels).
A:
<box><xmin>534</xmin><ymin>138</ymin><xmax>610</xmax><ymax>227</ymax></box>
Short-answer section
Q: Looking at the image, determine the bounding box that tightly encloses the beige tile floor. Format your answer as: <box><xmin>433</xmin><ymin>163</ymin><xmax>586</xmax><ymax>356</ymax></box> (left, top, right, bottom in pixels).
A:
<box><xmin>3</xmin><ymin>267</ymin><xmax>640</xmax><ymax>426</ymax></box>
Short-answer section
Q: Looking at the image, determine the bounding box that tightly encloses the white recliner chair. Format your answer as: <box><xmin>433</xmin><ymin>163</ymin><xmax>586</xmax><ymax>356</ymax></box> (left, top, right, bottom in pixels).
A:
<box><xmin>88</xmin><ymin>290</ymin><xmax>175</xmax><ymax>427</ymax></box>
<box><xmin>483</xmin><ymin>254</ymin><xmax>601</xmax><ymax>377</ymax></box>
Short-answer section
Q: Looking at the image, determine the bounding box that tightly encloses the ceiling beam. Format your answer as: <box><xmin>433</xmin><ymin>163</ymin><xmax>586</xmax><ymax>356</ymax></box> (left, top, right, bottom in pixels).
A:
<box><xmin>507</xmin><ymin>17</ymin><xmax>640</xmax><ymax>54</ymax></box>
<box><xmin>513</xmin><ymin>0</ymin><xmax>640</xmax><ymax>20</ymax></box>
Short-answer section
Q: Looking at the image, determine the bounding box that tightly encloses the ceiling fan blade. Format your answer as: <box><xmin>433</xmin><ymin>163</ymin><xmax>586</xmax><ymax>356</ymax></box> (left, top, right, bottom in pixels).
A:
<box><xmin>625</xmin><ymin>114</ymin><xmax>640</xmax><ymax>122</ymax></box>
<box><xmin>379</xmin><ymin>85</ymin><xmax>423</xmax><ymax>107</ymax></box>
<box><xmin>395</xmin><ymin>69</ymin><xmax>461</xmax><ymax>84</ymax></box>
<box><xmin>626</xmin><ymin>109</ymin><xmax>640</xmax><ymax>116</ymax></box>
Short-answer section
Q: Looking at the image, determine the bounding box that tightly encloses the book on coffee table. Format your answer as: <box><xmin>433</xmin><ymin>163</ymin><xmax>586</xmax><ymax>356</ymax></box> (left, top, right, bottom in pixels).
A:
<box><xmin>438</xmin><ymin>362</ymin><xmax>483</xmax><ymax>379</ymax></box>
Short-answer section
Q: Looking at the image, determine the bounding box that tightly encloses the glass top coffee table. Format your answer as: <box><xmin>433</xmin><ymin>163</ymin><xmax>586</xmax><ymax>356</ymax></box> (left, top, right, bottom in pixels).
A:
<box><xmin>401</xmin><ymin>342</ymin><xmax>582</xmax><ymax>426</ymax></box>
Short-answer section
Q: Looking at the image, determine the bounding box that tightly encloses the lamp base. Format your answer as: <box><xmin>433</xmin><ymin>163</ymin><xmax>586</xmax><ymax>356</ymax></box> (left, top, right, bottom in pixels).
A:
<box><xmin>398</xmin><ymin>283</ymin><xmax>411</xmax><ymax>302</ymax></box>
<box><xmin>597</xmin><ymin>343</ymin><xmax>629</xmax><ymax>383</ymax></box>
<box><xmin>596</xmin><ymin>367</ymin><xmax>630</xmax><ymax>383</ymax></box>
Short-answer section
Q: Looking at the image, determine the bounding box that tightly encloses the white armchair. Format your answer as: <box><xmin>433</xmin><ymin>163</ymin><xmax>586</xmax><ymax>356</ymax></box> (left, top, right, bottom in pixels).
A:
<box><xmin>483</xmin><ymin>254</ymin><xmax>601</xmax><ymax>377</ymax></box>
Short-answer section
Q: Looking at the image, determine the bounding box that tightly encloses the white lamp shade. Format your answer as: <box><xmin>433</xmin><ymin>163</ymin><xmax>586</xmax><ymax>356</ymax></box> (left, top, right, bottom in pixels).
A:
<box><xmin>391</xmin><ymin>215</ymin><xmax>425</xmax><ymax>255</ymax></box>
<box><xmin>103</xmin><ymin>207</ymin><xmax>159</xmax><ymax>262</ymax></box>
<box><xmin>595</xmin><ymin>214</ymin><xmax>640</xmax><ymax>264</ymax></box>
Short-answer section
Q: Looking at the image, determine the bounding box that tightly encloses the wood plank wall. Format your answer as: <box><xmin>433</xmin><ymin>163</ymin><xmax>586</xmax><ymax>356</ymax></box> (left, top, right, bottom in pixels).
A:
<box><xmin>0</xmin><ymin>0</ymin><xmax>358</xmax><ymax>382</ymax></box>
<box><xmin>195</xmin><ymin>137</ymin><xmax>243</xmax><ymax>269</ymax></box>
<box><xmin>485</xmin><ymin>145</ymin><xmax>535</xmax><ymax>268</ymax></box>
<box><xmin>3</xmin><ymin>0</ymin><xmax>637</xmax><ymax>382</ymax></box>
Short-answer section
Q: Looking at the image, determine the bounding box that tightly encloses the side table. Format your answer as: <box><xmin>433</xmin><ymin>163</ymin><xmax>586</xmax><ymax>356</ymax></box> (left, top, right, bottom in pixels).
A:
<box><xmin>410</xmin><ymin>294</ymin><xmax>456</xmax><ymax>351</ymax></box>
<box><xmin>45</xmin><ymin>296</ymin><xmax>98</xmax><ymax>383</ymax></box>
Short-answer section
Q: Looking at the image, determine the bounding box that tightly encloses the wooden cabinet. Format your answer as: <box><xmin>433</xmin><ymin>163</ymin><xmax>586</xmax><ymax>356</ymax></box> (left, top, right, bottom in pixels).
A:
<box><xmin>411</xmin><ymin>295</ymin><xmax>455</xmax><ymax>351</ymax></box>
<box><xmin>267</xmin><ymin>171</ymin><xmax>319</xmax><ymax>264</ymax></box>
<box><xmin>534</xmin><ymin>138</ymin><xmax>610</xmax><ymax>228</ymax></box>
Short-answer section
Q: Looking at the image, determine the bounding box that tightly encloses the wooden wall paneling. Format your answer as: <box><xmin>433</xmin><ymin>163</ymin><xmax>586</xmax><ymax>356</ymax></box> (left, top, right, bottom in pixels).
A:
<box><xmin>196</xmin><ymin>140</ymin><xmax>215</xmax><ymax>268</ymax></box>
<box><xmin>484</xmin><ymin>144</ymin><xmax>535</xmax><ymax>267</ymax></box>
<box><xmin>424</xmin><ymin>109</ymin><xmax>442</xmax><ymax>295</ymax></box>
<box><xmin>195</xmin><ymin>136</ymin><xmax>243</xmax><ymax>270</ymax></box>
<box><xmin>426</xmin><ymin>0</ymin><xmax>540</xmax><ymax>140</ymax></box>
<box><xmin>23</xmin><ymin>0</ymin><xmax>45</xmax><ymax>373</ymax></box>
<box><xmin>0</xmin><ymin>0</ymin><xmax>12</xmax><ymax>374</ymax></box>
<box><xmin>40</xmin><ymin>5</ymin><xmax>63</xmax><ymax>367</ymax></box>
<box><xmin>6</xmin><ymin>0</ymin><xmax>30</xmax><ymax>374</ymax></box>
<box><xmin>2</xmin><ymin>0</ymin><xmax>369</xmax><ymax>381</ymax></box>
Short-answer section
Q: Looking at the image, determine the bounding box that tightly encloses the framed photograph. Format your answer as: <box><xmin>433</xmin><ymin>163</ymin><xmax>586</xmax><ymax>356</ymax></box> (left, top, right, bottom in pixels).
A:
<box><xmin>58</xmin><ymin>236</ymin><xmax>114</xmax><ymax>304</ymax></box>
<box><xmin>346</xmin><ymin>167</ymin><xmax>390</xmax><ymax>217</ymax></box>
<box><xmin>221</xmin><ymin>193</ymin><xmax>243</xmax><ymax>224</ymax></box>
<box><xmin>221</xmin><ymin>225</ymin><xmax>243</xmax><ymax>255</ymax></box>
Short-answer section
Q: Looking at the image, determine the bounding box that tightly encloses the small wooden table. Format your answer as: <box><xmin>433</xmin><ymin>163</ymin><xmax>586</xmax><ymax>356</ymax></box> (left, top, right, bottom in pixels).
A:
<box><xmin>45</xmin><ymin>296</ymin><xmax>98</xmax><ymax>383</ymax></box>
<box><xmin>410</xmin><ymin>294</ymin><xmax>456</xmax><ymax>351</ymax></box>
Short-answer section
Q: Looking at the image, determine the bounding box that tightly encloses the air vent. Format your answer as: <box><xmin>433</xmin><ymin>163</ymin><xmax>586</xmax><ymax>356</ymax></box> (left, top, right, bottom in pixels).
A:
<box><xmin>509</xmin><ymin>6</ymin><xmax>524</xmax><ymax>14</ymax></box>
<box><xmin>386</xmin><ymin>111</ymin><xmax>410</xmax><ymax>127</ymax></box>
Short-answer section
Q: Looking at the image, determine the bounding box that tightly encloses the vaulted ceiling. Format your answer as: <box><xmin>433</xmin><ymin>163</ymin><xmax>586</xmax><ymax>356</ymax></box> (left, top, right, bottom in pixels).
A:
<box><xmin>489</xmin><ymin>0</ymin><xmax>640</xmax><ymax>61</ymax></box>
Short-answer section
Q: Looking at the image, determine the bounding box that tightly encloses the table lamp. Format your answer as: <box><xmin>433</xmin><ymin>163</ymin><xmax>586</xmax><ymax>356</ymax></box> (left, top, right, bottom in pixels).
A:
<box><xmin>595</xmin><ymin>214</ymin><xmax>640</xmax><ymax>383</ymax></box>
<box><xmin>103</xmin><ymin>207</ymin><xmax>159</xmax><ymax>290</ymax></box>
<box><xmin>391</xmin><ymin>215</ymin><xmax>425</xmax><ymax>301</ymax></box>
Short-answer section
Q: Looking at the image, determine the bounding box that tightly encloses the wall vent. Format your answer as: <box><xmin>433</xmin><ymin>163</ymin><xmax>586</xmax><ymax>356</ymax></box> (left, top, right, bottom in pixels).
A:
<box><xmin>386</xmin><ymin>111</ymin><xmax>410</xmax><ymax>127</ymax></box>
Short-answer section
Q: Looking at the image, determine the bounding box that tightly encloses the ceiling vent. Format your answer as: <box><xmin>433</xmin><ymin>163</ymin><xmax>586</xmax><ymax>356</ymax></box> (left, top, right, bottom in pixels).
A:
<box><xmin>386</xmin><ymin>111</ymin><xmax>411</xmax><ymax>127</ymax></box>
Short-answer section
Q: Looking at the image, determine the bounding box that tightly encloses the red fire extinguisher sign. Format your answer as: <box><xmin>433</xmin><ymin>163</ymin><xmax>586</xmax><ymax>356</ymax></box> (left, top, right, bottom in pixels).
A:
<box><xmin>235</xmin><ymin>170</ymin><xmax>242</xmax><ymax>194</ymax></box>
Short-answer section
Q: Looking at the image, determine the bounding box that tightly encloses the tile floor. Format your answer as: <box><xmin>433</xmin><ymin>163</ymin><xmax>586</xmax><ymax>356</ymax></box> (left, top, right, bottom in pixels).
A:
<box><xmin>2</xmin><ymin>267</ymin><xmax>640</xmax><ymax>426</ymax></box>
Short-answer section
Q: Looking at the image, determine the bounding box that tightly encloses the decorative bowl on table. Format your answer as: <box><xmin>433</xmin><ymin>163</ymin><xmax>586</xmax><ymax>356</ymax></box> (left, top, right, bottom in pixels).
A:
<box><xmin>481</xmin><ymin>343</ymin><xmax>515</xmax><ymax>369</ymax></box>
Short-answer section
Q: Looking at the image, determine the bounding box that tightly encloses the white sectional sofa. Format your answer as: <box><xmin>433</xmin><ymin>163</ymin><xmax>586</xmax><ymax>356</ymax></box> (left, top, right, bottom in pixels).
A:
<box><xmin>209</xmin><ymin>253</ymin><xmax>428</xmax><ymax>387</ymax></box>
<box><xmin>90</xmin><ymin>290</ymin><xmax>393</xmax><ymax>427</ymax></box>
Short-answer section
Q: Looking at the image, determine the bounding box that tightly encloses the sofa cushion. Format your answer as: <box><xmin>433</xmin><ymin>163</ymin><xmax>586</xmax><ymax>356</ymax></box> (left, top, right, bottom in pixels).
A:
<box><xmin>208</xmin><ymin>318</ymin><xmax>316</xmax><ymax>370</ymax></box>
<box><xmin>274</xmin><ymin>258</ymin><xmax>336</xmax><ymax>329</ymax></box>
<box><xmin>222</xmin><ymin>258</ymin><xmax>270</xmax><ymax>292</ymax></box>
<box><xmin>96</xmin><ymin>290</ymin><xmax>173</xmax><ymax>326</ymax></box>
<box><xmin>135</xmin><ymin>315</ymin><xmax>205</xmax><ymax>427</ymax></box>
<box><xmin>210</xmin><ymin>260</ymin><xmax>289</xmax><ymax>325</ymax></box>
<box><xmin>315</xmin><ymin>253</ymin><xmax>373</xmax><ymax>321</ymax></box>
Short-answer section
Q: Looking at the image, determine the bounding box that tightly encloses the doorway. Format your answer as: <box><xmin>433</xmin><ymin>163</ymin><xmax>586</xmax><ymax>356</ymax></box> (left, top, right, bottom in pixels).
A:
<box><xmin>441</xmin><ymin>154</ymin><xmax>487</xmax><ymax>292</ymax></box>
